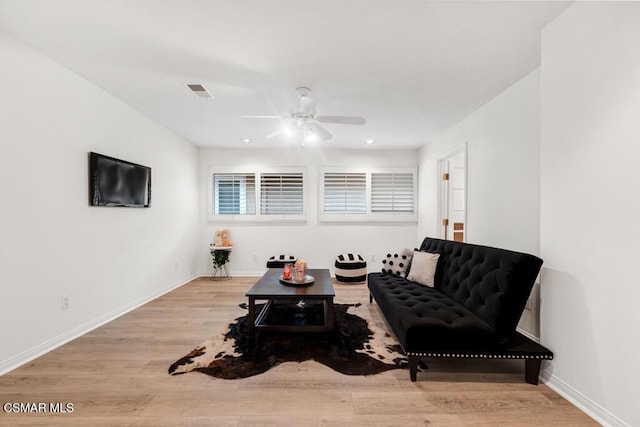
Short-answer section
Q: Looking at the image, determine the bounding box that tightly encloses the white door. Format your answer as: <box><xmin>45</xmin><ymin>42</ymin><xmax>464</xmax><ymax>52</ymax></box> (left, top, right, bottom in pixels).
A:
<box><xmin>439</xmin><ymin>147</ymin><xmax>466</xmax><ymax>242</ymax></box>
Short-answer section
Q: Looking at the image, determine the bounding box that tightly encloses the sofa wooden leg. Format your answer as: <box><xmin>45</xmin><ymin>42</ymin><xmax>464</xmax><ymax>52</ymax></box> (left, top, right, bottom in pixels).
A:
<box><xmin>408</xmin><ymin>355</ymin><xmax>419</xmax><ymax>382</ymax></box>
<box><xmin>525</xmin><ymin>359</ymin><xmax>542</xmax><ymax>385</ymax></box>
<box><xmin>369</xmin><ymin>293</ymin><xmax>372</xmax><ymax>303</ymax></box>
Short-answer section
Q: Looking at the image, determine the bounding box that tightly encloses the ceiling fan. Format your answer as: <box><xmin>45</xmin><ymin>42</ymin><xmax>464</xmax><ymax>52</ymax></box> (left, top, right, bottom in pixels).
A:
<box><xmin>242</xmin><ymin>87</ymin><xmax>366</xmax><ymax>142</ymax></box>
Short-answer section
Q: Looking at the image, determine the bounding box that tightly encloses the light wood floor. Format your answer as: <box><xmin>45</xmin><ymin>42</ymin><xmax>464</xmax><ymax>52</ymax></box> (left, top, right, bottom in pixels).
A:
<box><xmin>0</xmin><ymin>277</ymin><xmax>596</xmax><ymax>426</ymax></box>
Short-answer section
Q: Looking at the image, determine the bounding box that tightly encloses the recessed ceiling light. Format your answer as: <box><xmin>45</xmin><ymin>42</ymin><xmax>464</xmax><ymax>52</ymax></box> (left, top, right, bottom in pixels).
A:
<box><xmin>241</xmin><ymin>138</ymin><xmax>251</xmax><ymax>143</ymax></box>
<box><xmin>366</xmin><ymin>139</ymin><xmax>375</xmax><ymax>145</ymax></box>
<box><xmin>185</xmin><ymin>83</ymin><xmax>213</xmax><ymax>99</ymax></box>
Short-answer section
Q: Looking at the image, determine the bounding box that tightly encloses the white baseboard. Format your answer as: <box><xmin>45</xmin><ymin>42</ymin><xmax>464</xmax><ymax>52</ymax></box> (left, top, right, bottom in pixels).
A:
<box><xmin>541</xmin><ymin>369</ymin><xmax>630</xmax><ymax>427</ymax></box>
<box><xmin>0</xmin><ymin>274</ymin><xmax>198</xmax><ymax>376</ymax></box>
<box><xmin>198</xmin><ymin>270</ymin><xmax>264</xmax><ymax>278</ymax></box>
<box><xmin>517</xmin><ymin>330</ymin><xmax>629</xmax><ymax>426</ymax></box>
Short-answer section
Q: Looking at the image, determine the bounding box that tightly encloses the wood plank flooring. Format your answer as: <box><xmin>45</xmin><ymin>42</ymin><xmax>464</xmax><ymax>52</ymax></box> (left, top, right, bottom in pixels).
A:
<box><xmin>0</xmin><ymin>277</ymin><xmax>596</xmax><ymax>426</ymax></box>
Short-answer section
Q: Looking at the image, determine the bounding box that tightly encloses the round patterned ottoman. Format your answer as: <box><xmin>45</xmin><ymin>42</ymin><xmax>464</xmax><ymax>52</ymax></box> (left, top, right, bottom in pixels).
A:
<box><xmin>334</xmin><ymin>253</ymin><xmax>367</xmax><ymax>284</ymax></box>
<box><xmin>266</xmin><ymin>254</ymin><xmax>297</xmax><ymax>268</ymax></box>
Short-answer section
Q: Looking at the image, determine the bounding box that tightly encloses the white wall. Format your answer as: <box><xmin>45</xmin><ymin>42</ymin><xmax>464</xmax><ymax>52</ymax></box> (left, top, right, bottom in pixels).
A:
<box><xmin>198</xmin><ymin>147</ymin><xmax>419</xmax><ymax>276</ymax></box>
<box><xmin>418</xmin><ymin>68</ymin><xmax>540</xmax><ymax>254</ymax></box>
<box><xmin>540</xmin><ymin>3</ymin><xmax>640</xmax><ymax>426</ymax></box>
<box><xmin>0</xmin><ymin>30</ymin><xmax>200</xmax><ymax>373</ymax></box>
<box><xmin>418</xmin><ymin>68</ymin><xmax>541</xmax><ymax>336</ymax></box>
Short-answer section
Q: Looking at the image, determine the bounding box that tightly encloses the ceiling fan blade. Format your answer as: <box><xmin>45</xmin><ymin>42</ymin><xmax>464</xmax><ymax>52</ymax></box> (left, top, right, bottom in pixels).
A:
<box><xmin>241</xmin><ymin>115</ymin><xmax>283</xmax><ymax>119</ymax></box>
<box><xmin>265</xmin><ymin>128</ymin><xmax>284</xmax><ymax>139</ymax></box>
<box><xmin>307</xmin><ymin>122</ymin><xmax>332</xmax><ymax>140</ymax></box>
<box><xmin>266</xmin><ymin>117</ymin><xmax>297</xmax><ymax>139</ymax></box>
<box><xmin>316</xmin><ymin>115</ymin><xmax>366</xmax><ymax>125</ymax></box>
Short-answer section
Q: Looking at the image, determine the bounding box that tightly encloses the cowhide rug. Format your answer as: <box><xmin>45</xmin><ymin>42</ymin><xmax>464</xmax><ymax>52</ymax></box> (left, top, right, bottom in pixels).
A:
<box><xmin>169</xmin><ymin>302</ymin><xmax>407</xmax><ymax>379</ymax></box>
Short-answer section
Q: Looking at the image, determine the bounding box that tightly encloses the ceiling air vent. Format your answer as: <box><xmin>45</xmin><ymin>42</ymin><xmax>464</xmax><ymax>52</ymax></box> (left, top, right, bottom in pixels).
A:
<box><xmin>185</xmin><ymin>83</ymin><xmax>213</xmax><ymax>99</ymax></box>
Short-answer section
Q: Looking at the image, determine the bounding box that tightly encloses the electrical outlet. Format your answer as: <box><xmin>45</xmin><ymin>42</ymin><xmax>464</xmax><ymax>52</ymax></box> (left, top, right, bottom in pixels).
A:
<box><xmin>253</xmin><ymin>253</ymin><xmax>259</xmax><ymax>262</ymax></box>
<box><xmin>174</xmin><ymin>261</ymin><xmax>178</xmax><ymax>271</ymax></box>
<box><xmin>371</xmin><ymin>254</ymin><xmax>376</xmax><ymax>263</ymax></box>
<box><xmin>61</xmin><ymin>296</ymin><xmax>70</xmax><ymax>310</ymax></box>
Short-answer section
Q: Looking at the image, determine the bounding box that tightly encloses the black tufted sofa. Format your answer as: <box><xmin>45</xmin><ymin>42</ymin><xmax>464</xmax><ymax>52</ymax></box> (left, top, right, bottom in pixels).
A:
<box><xmin>368</xmin><ymin>237</ymin><xmax>553</xmax><ymax>384</ymax></box>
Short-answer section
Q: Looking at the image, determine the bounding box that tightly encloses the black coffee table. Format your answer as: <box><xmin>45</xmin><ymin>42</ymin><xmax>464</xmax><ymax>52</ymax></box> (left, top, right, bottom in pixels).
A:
<box><xmin>246</xmin><ymin>268</ymin><xmax>335</xmax><ymax>344</ymax></box>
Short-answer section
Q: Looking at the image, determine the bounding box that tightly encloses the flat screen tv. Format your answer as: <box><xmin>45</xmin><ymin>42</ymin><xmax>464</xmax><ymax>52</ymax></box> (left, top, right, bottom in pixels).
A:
<box><xmin>89</xmin><ymin>152</ymin><xmax>151</xmax><ymax>207</ymax></box>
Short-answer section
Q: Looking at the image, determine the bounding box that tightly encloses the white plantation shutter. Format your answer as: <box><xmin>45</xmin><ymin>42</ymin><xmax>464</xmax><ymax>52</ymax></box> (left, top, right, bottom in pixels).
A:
<box><xmin>323</xmin><ymin>172</ymin><xmax>367</xmax><ymax>213</ymax></box>
<box><xmin>210</xmin><ymin>167</ymin><xmax>415</xmax><ymax>223</ymax></box>
<box><xmin>260</xmin><ymin>172</ymin><xmax>304</xmax><ymax>215</ymax></box>
<box><xmin>213</xmin><ymin>173</ymin><xmax>256</xmax><ymax>215</ymax></box>
<box><xmin>371</xmin><ymin>172</ymin><xmax>415</xmax><ymax>213</ymax></box>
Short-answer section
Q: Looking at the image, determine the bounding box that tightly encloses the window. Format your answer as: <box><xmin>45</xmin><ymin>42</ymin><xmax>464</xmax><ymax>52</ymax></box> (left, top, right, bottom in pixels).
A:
<box><xmin>209</xmin><ymin>167</ymin><xmax>306</xmax><ymax>222</ymax></box>
<box><xmin>260</xmin><ymin>172</ymin><xmax>304</xmax><ymax>215</ymax></box>
<box><xmin>213</xmin><ymin>173</ymin><xmax>255</xmax><ymax>215</ymax></box>
<box><xmin>323</xmin><ymin>172</ymin><xmax>366</xmax><ymax>214</ymax></box>
<box><xmin>371</xmin><ymin>172</ymin><xmax>414</xmax><ymax>213</ymax></box>
<box><xmin>320</xmin><ymin>168</ymin><xmax>417</xmax><ymax>222</ymax></box>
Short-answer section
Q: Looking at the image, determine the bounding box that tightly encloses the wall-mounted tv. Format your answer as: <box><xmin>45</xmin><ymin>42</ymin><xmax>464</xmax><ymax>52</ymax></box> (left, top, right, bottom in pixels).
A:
<box><xmin>89</xmin><ymin>152</ymin><xmax>151</xmax><ymax>207</ymax></box>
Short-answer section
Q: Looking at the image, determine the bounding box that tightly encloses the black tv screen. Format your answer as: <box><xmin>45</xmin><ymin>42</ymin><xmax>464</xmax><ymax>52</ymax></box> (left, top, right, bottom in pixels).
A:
<box><xmin>89</xmin><ymin>152</ymin><xmax>151</xmax><ymax>207</ymax></box>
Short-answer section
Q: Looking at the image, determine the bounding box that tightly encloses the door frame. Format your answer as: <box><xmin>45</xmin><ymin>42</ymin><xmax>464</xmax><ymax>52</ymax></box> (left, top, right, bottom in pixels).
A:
<box><xmin>438</xmin><ymin>143</ymin><xmax>468</xmax><ymax>241</ymax></box>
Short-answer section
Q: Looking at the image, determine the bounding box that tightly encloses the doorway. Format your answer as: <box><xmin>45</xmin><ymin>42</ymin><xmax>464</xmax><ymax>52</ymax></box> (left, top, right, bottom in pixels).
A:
<box><xmin>439</xmin><ymin>145</ymin><xmax>467</xmax><ymax>242</ymax></box>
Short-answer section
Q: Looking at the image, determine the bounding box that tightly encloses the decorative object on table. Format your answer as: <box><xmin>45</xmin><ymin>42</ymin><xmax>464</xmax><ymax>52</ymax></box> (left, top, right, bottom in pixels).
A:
<box><xmin>282</xmin><ymin>263</ymin><xmax>292</xmax><ymax>280</ymax></box>
<box><xmin>334</xmin><ymin>253</ymin><xmax>367</xmax><ymax>284</ymax></box>
<box><xmin>294</xmin><ymin>259</ymin><xmax>307</xmax><ymax>282</ymax></box>
<box><xmin>209</xmin><ymin>244</ymin><xmax>232</xmax><ymax>280</ymax></box>
<box><xmin>213</xmin><ymin>249</ymin><xmax>230</xmax><ymax>269</ymax></box>
<box><xmin>168</xmin><ymin>302</ymin><xmax>407</xmax><ymax>379</ymax></box>
<box><xmin>214</xmin><ymin>230</ymin><xmax>223</xmax><ymax>247</ymax></box>
<box><xmin>279</xmin><ymin>259</ymin><xmax>313</xmax><ymax>286</ymax></box>
<box><xmin>279</xmin><ymin>273</ymin><xmax>315</xmax><ymax>287</ymax></box>
<box><xmin>266</xmin><ymin>254</ymin><xmax>297</xmax><ymax>268</ymax></box>
<box><xmin>381</xmin><ymin>248</ymin><xmax>413</xmax><ymax>277</ymax></box>
<box><xmin>221</xmin><ymin>229</ymin><xmax>233</xmax><ymax>246</ymax></box>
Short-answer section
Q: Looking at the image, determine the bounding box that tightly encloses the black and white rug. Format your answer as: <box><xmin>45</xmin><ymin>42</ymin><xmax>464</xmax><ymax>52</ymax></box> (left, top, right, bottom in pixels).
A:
<box><xmin>169</xmin><ymin>302</ymin><xmax>406</xmax><ymax>379</ymax></box>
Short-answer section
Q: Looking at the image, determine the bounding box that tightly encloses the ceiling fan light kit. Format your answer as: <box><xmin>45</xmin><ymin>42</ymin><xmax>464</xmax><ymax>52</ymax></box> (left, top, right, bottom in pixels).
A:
<box><xmin>242</xmin><ymin>87</ymin><xmax>366</xmax><ymax>143</ymax></box>
<box><xmin>303</xmin><ymin>126</ymin><xmax>317</xmax><ymax>142</ymax></box>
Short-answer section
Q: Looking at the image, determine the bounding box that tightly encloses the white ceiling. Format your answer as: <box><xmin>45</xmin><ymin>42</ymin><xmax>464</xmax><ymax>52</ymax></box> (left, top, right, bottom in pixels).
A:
<box><xmin>0</xmin><ymin>0</ymin><xmax>570</xmax><ymax>150</ymax></box>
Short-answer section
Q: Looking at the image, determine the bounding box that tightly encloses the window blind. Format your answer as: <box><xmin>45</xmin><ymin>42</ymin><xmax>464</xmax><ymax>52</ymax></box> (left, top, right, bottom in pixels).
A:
<box><xmin>323</xmin><ymin>172</ymin><xmax>367</xmax><ymax>214</ymax></box>
<box><xmin>371</xmin><ymin>173</ymin><xmax>414</xmax><ymax>213</ymax></box>
<box><xmin>260</xmin><ymin>173</ymin><xmax>303</xmax><ymax>215</ymax></box>
<box><xmin>213</xmin><ymin>173</ymin><xmax>256</xmax><ymax>215</ymax></box>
